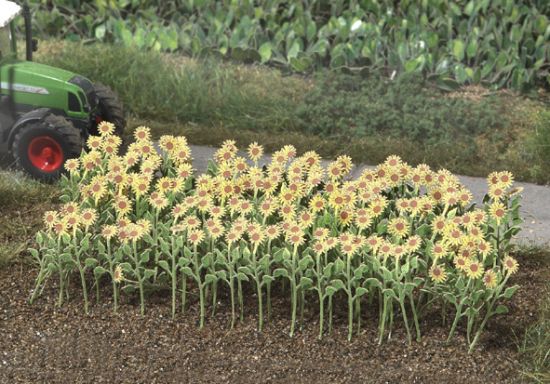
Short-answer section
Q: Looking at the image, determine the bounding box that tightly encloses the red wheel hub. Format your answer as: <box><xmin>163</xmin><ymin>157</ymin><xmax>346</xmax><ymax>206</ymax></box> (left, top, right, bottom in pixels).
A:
<box><xmin>27</xmin><ymin>136</ymin><xmax>64</xmax><ymax>172</ymax></box>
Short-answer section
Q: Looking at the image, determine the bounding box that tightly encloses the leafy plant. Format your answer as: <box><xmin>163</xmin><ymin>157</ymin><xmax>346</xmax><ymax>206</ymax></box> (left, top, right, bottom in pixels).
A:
<box><xmin>29</xmin><ymin>122</ymin><xmax>523</xmax><ymax>352</ymax></box>
<box><xmin>27</xmin><ymin>0</ymin><xmax>550</xmax><ymax>90</ymax></box>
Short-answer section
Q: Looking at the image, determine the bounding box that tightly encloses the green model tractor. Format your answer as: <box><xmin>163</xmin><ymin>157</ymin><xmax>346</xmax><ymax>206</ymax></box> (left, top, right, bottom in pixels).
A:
<box><xmin>0</xmin><ymin>0</ymin><xmax>125</xmax><ymax>181</ymax></box>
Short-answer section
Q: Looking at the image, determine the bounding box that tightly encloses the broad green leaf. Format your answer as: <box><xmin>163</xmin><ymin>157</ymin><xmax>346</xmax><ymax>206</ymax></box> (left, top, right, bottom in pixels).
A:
<box><xmin>452</xmin><ymin>39</ymin><xmax>465</xmax><ymax>61</ymax></box>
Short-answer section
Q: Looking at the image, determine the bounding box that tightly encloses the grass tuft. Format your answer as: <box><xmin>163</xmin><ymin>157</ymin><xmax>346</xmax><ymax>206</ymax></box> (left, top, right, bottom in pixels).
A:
<box><xmin>0</xmin><ymin>171</ymin><xmax>57</xmax><ymax>266</ymax></box>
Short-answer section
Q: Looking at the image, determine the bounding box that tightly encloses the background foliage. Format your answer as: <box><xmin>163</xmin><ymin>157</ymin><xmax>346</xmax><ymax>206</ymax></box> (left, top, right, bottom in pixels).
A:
<box><xmin>26</xmin><ymin>0</ymin><xmax>550</xmax><ymax>90</ymax></box>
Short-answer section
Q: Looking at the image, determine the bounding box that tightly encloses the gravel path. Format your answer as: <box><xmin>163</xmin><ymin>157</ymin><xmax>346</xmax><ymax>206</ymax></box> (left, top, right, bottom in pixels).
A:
<box><xmin>189</xmin><ymin>144</ymin><xmax>550</xmax><ymax>246</ymax></box>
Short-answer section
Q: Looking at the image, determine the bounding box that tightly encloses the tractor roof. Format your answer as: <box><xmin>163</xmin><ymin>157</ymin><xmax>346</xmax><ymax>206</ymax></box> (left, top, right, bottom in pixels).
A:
<box><xmin>0</xmin><ymin>0</ymin><xmax>21</xmax><ymax>28</ymax></box>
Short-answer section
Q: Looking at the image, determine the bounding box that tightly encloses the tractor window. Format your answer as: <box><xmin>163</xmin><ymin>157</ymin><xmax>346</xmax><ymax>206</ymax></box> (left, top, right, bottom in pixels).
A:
<box><xmin>0</xmin><ymin>25</ymin><xmax>13</xmax><ymax>60</ymax></box>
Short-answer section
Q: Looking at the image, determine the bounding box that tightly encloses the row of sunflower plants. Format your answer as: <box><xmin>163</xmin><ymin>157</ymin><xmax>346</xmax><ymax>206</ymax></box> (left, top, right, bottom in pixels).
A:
<box><xmin>29</xmin><ymin>122</ymin><xmax>522</xmax><ymax>351</ymax></box>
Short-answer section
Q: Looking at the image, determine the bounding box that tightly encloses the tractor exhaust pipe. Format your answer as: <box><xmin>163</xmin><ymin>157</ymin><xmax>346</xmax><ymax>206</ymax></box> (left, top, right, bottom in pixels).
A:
<box><xmin>23</xmin><ymin>4</ymin><xmax>32</xmax><ymax>61</ymax></box>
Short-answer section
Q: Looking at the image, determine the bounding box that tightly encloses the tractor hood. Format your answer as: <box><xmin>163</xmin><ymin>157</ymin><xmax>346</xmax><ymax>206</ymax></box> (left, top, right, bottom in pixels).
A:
<box><xmin>1</xmin><ymin>60</ymin><xmax>77</xmax><ymax>93</ymax></box>
<box><xmin>0</xmin><ymin>60</ymin><xmax>93</xmax><ymax>118</ymax></box>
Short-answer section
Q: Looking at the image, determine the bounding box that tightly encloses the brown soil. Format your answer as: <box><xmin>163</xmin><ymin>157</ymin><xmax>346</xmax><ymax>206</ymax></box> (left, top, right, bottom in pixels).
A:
<box><xmin>1</xmin><ymin>252</ymin><xmax>548</xmax><ymax>384</ymax></box>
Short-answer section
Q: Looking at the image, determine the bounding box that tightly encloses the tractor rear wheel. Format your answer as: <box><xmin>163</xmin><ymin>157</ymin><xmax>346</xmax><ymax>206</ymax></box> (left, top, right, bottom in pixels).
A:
<box><xmin>92</xmin><ymin>83</ymin><xmax>125</xmax><ymax>136</ymax></box>
<box><xmin>11</xmin><ymin>114</ymin><xmax>81</xmax><ymax>182</ymax></box>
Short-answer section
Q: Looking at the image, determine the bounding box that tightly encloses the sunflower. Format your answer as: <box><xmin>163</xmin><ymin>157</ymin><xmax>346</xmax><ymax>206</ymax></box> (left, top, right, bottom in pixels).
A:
<box><xmin>65</xmin><ymin>213</ymin><xmax>80</xmax><ymax>231</ymax></box>
<box><xmin>80</xmin><ymin>208</ymin><xmax>97</xmax><ymax>229</ymax></box>
<box><xmin>429</xmin><ymin>264</ymin><xmax>447</xmax><ymax>284</ymax></box>
<box><xmin>176</xmin><ymin>163</ymin><xmax>193</xmax><ymax>179</ymax></box>
<box><xmin>64</xmin><ymin>158</ymin><xmax>80</xmax><ymax>174</ymax></box>
<box><xmin>126</xmin><ymin>223</ymin><xmax>144</xmax><ymax>243</ymax></box>
<box><xmin>113</xmin><ymin>265</ymin><xmax>124</xmax><ymax>283</ymax></box>
<box><xmin>388</xmin><ymin>217</ymin><xmax>409</xmax><ymax>239</ymax></box>
<box><xmin>313</xmin><ymin>227</ymin><xmax>329</xmax><ymax>240</ymax></box>
<box><xmin>102</xmin><ymin>135</ymin><xmax>121</xmax><ymax>155</ymax></box>
<box><xmin>299</xmin><ymin>210</ymin><xmax>315</xmax><ymax>228</ymax></box>
<box><xmin>172</xmin><ymin>145</ymin><xmax>192</xmax><ymax>165</ymax></box>
<box><xmin>43</xmin><ymin>211</ymin><xmax>59</xmax><ymax>229</ymax></box>
<box><xmin>134</xmin><ymin>126</ymin><xmax>151</xmax><ymax>142</ymax></box>
<box><xmin>354</xmin><ymin>210</ymin><xmax>372</xmax><ymax>230</ymax></box>
<box><xmin>477</xmin><ymin>240</ymin><xmax>492</xmax><ymax>259</ymax></box>
<box><xmin>247</xmin><ymin>142</ymin><xmax>264</xmax><ymax>163</ymax></box>
<box><xmin>249</xmin><ymin>228</ymin><xmax>266</xmax><ymax>248</ymax></box>
<box><xmin>378</xmin><ymin>241</ymin><xmax>393</xmax><ymax>259</ymax></box>
<box><xmin>52</xmin><ymin>219</ymin><xmax>69</xmax><ymax>237</ymax></box>
<box><xmin>183</xmin><ymin>215</ymin><xmax>201</xmax><ymax>230</ymax></box>
<box><xmin>86</xmin><ymin>136</ymin><xmax>103</xmax><ymax>151</ymax></box>
<box><xmin>156</xmin><ymin>177</ymin><xmax>173</xmax><ymax>194</ymax></box>
<box><xmin>223</xmin><ymin>229</ymin><xmax>238</xmax><ymax>245</ymax></box>
<box><xmin>406</xmin><ymin>236</ymin><xmax>422</xmax><ymax>253</ymax></box>
<box><xmin>308</xmin><ymin>194</ymin><xmax>325</xmax><ymax>213</ymax></box>
<box><xmin>465</xmin><ymin>260</ymin><xmax>484</xmax><ymax>279</ymax></box>
<box><xmin>287</xmin><ymin>231</ymin><xmax>305</xmax><ymax>247</ymax></box>
<box><xmin>327</xmin><ymin>161</ymin><xmax>343</xmax><ymax>180</ymax></box>
<box><xmin>327</xmin><ymin>189</ymin><xmax>346</xmax><ymax>211</ymax></box>
<box><xmin>131</xmin><ymin>175</ymin><xmax>151</xmax><ymax>197</ymax></box>
<box><xmin>187</xmin><ymin>229</ymin><xmax>204</xmax><ymax>246</ymax></box>
<box><xmin>489</xmin><ymin>201</ymin><xmax>507</xmax><ymax>225</ymax></box>
<box><xmin>312</xmin><ymin>241</ymin><xmax>326</xmax><ymax>255</ymax></box>
<box><xmin>341</xmin><ymin>242</ymin><xmax>359</xmax><ymax>257</ymax></box>
<box><xmin>97</xmin><ymin>121</ymin><xmax>116</xmax><ymax>136</ymax></box>
<box><xmin>488</xmin><ymin>185</ymin><xmax>506</xmax><ymax>201</ymax></box>
<box><xmin>365</xmin><ymin>235</ymin><xmax>383</xmax><ymax>253</ymax></box>
<box><xmin>150</xmin><ymin>197</ymin><xmax>169</xmax><ymax>211</ymax></box>
<box><xmin>265</xmin><ymin>225</ymin><xmax>281</xmax><ymax>241</ymax></box>
<box><xmin>208</xmin><ymin>224</ymin><xmax>225</xmax><ymax>240</ymax></box>
<box><xmin>431</xmin><ymin>242</ymin><xmax>448</xmax><ymax>260</ymax></box>
<box><xmin>498</xmin><ymin>171</ymin><xmax>514</xmax><ymax>189</ymax></box>
<box><xmin>279</xmin><ymin>204</ymin><xmax>296</xmax><ymax>221</ymax></box>
<box><xmin>123</xmin><ymin>151</ymin><xmax>139</xmax><ymax>168</ymax></box>
<box><xmin>113</xmin><ymin>195</ymin><xmax>132</xmax><ymax>217</ymax></box>
<box><xmin>101</xmin><ymin>225</ymin><xmax>117</xmax><ymax>240</ymax></box>
<box><xmin>503</xmin><ymin>255</ymin><xmax>519</xmax><ymax>275</ymax></box>
<box><xmin>336</xmin><ymin>155</ymin><xmax>353</xmax><ymax>175</ymax></box>
<box><xmin>159</xmin><ymin>135</ymin><xmax>177</xmax><ymax>153</ymax></box>
<box><xmin>88</xmin><ymin>176</ymin><xmax>107</xmax><ymax>202</ymax></box>
<box><xmin>483</xmin><ymin>269</ymin><xmax>498</xmax><ymax>289</ymax></box>
<box><xmin>391</xmin><ymin>244</ymin><xmax>407</xmax><ymax>260</ymax></box>
<box><xmin>337</xmin><ymin>209</ymin><xmax>354</xmax><ymax>227</ymax></box>
<box><xmin>454</xmin><ymin>255</ymin><xmax>469</xmax><ymax>271</ymax></box>
<box><xmin>367</xmin><ymin>196</ymin><xmax>388</xmax><ymax>218</ymax></box>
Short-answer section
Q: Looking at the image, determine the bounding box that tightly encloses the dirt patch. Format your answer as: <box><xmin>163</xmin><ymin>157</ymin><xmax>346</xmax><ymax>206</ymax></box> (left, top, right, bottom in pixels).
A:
<box><xmin>1</xmin><ymin>252</ymin><xmax>548</xmax><ymax>384</ymax></box>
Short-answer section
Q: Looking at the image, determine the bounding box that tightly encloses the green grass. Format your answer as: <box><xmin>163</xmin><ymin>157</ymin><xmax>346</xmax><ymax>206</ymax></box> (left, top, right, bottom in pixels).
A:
<box><xmin>0</xmin><ymin>171</ymin><xmax>58</xmax><ymax>266</ymax></box>
<box><xmin>33</xmin><ymin>40</ymin><xmax>550</xmax><ymax>183</ymax></box>
<box><xmin>516</xmin><ymin>247</ymin><xmax>550</xmax><ymax>383</ymax></box>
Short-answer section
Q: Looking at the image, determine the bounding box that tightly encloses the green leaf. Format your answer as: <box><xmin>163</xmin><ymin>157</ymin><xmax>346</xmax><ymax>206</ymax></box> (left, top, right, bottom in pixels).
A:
<box><xmin>494</xmin><ymin>304</ymin><xmax>509</xmax><ymax>314</ymax></box>
<box><xmin>205</xmin><ymin>274</ymin><xmax>218</xmax><ymax>285</ymax></box>
<box><xmin>364</xmin><ymin>277</ymin><xmax>382</xmax><ymax>290</ymax></box>
<box><xmin>143</xmin><ymin>268</ymin><xmax>156</xmax><ymax>280</ymax></box>
<box><xmin>158</xmin><ymin>260</ymin><xmax>170</xmax><ymax>273</ymax></box>
<box><xmin>503</xmin><ymin>285</ymin><xmax>519</xmax><ymax>299</ymax></box>
<box><xmin>330</xmin><ymin>279</ymin><xmax>345</xmax><ymax>291</ymax></box>
<box><xmin>140</xmin><ymin>252</ymin><xmax>150</xmax><ymax>263</ymax></box>
<box><xmin>180</xmin><ymin>266</ymin><xmax>193</xmax><ymax>276</ymax></box>
<box><xmin>259</xmin><ymin>42</ymin><xmax>272</xmax><ymax>63</ymax></box>
<box><xmin>299</xmin><ymin>276</ymin><xmax>313</xmax><ymax>290</ymax></box>
<box><xmin>355</xmin><ymin>287</ymin><xmax>368</xmax><ymax>298</ymax></box>
<box><xmin>273</xmin><ymin>268</ymin><xmax>289</xmax><ymax>278</ymax></box>
<box><xmin>262</xmin><ymin>275</ymin><xmax>275</xmax><ymax>284</ymax></box>
<box><xmin>237</xmin><ymin>272</ymin><xmax>249</xmax><ymax>282</ymax></box>
<box><xmin>84</xmin><ymin>258</ymin><xmax>98</xmax><ymax>268</ymax></box>
<box><xmin>93</xmin><ymin>266</ymin><xmax>107</xmax><ymax>277</ymax></box>
<box><xmin>452</xmin><ymin>39</ymin><xmax>465</xmax><ymax>61</ymax></box>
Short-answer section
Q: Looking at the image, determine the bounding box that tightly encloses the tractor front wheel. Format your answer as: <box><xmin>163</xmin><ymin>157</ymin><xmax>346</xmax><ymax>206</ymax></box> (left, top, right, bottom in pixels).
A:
<box><xmin>11</xmin><ymin>114</ymin><xmax>82</xmax><ymax>182</ymax></box>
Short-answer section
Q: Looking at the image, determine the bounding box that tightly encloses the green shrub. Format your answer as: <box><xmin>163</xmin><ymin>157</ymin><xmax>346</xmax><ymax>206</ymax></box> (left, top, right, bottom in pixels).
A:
<box><xmin>27</xmin><ymin>0</ymin><xmax>550</xmax><ymax>90</ymax></box>
<box><xmin>296</xmin><ymin>72</ymin><xmax>506</xmax><ymax>142</ymax></box>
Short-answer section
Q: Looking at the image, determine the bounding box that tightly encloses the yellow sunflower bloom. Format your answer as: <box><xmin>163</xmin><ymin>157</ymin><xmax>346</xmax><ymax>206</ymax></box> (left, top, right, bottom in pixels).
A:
<box><xmin>483</xmin><ymin>269</ymin><xmax>498</xmax><ymax>289</ymax></box>
<box><xmin>489</xmin><ymin>201</ymin><xmax>507</xmax><ymax>225</ymax></box>
<box><xmin>388</xmin><ymin>217</ymin><xmax>409</xmax><ymax>239</ymax></box>
<box><xmin>465</xmin><ymin>260</ymin><xmax>484</xmax><ymax>279</ymax></box>
<box><xmin>247</xmin><ymin>142</ymin><xmax>264</xmax><ymax>163</ymax></box>
<box><xmin>97</xmin><ymin>121</ymin><xmax>116</xmax><ymax>136</ymax></box>
<box><xmin>503</xmin><ymin>255</ymin><xmax>519</xmax><ymax>275</ymax></box>
<box><xmin>134</xmin><ymin>126</ymin><xmax>151</xmax><ymax>142</ymax></box>
<box><xmin>429</xmin><ymin>264</ymin><xmax>447</xmax><ymax>284</ymax></box>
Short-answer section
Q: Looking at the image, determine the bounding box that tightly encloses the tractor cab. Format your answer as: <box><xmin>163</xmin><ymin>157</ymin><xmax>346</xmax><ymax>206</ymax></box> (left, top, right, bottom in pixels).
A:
<box><xmin>0</xmin><ymin>0</ymin><xmax>125</xmax><ymax>181</ymax></box>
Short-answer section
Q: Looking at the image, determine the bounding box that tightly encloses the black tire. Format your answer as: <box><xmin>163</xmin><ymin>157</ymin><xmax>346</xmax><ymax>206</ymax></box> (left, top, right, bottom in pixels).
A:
<box><xmin>93</xmin><ymin>83</ymin><xmax>126</xmax><ymax>136</ymax></box>
<box><xmin>11</xmin><ymin>114</ymin><xmax>82</xmax><ymax>182</ymax></box>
